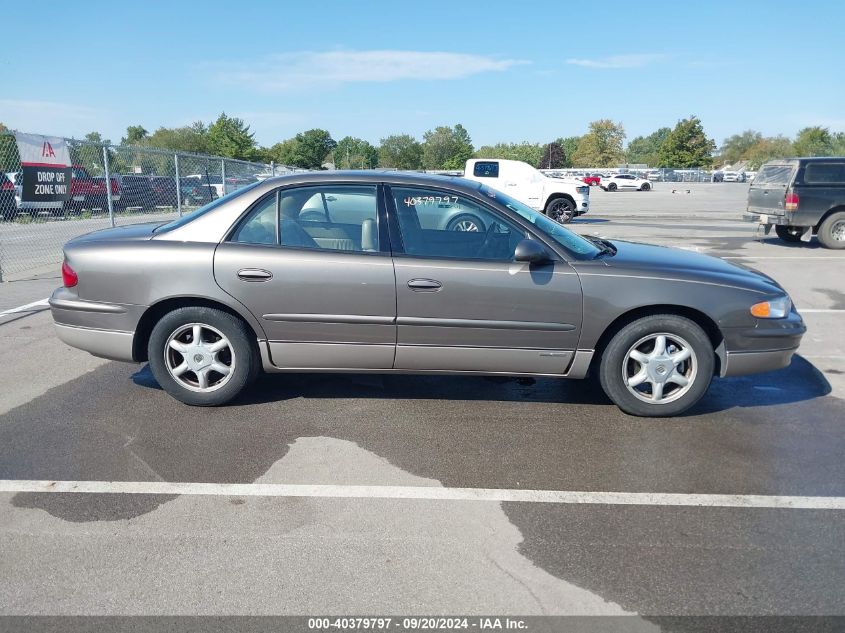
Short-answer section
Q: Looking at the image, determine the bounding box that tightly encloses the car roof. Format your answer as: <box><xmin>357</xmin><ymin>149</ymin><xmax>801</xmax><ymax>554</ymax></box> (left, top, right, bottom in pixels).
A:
<box><xmin>259</xmin><ymin>170</ymin><xmax>485</xmax><ymax>195</ymax></box>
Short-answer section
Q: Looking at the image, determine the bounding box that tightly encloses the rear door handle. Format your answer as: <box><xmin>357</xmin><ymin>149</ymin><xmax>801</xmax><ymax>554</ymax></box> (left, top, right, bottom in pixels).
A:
<box><xmin>237</xmin><ymin>268</ymin><xmax>273</xmax><ymax>282</ymax></box>
<box><xmin>407</xmin><ymin>278</ymin><xmax>442</xmax><ymax>291</ymax></box>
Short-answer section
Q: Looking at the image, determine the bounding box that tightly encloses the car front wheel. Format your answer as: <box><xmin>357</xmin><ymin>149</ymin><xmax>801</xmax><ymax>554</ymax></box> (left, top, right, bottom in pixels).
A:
<box><xmin>607</xmin><ymin>183</ymin><xmax>617</xmax><ymax>192</ymax></box>
<box><xmin>640</xmin><ymin>182</ymin><xmax>651</xmax><ymax>191</ymax></box>
<box><xmin>545</xmin><ymin>198</ymin><xmax>575</xmax><ymax>223</ymax></box>
<box><xmin>598</xmin><ymin>314</ymin><xmax>714</xmax><ymax>417</ymax></box>
<box><xmin>148</xmin><ymin>306</ymin><xmax>260</xmax><ymax>406</ymax></box>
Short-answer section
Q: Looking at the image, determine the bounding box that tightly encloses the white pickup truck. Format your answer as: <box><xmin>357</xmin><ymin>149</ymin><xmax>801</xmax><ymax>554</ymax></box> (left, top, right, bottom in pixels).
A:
<box><xmin>462</xmin><ymin>159</ymin><xmax>590</xmax><ymax>223</ymax></box>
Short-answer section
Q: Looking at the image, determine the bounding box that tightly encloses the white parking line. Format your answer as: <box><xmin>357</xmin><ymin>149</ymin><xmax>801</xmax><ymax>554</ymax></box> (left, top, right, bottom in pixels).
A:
<box><xmin>0</xmin><ymin>480</ymin><xmax>842</xmax><ymax>510</ymax></box>
<box><xmin>0</xmin><ymin>298</ymin><xmax>49</xmax><ymax>317</ymax></box>
<box><xmin>799</xmin><ymin>309</ymin><xmax>845</xmax><ymax>314</ymax></box>
<box><xmin>722</xmin><ymin>256</ymin><xmax>845</xmax><ymax>260</ymax></box>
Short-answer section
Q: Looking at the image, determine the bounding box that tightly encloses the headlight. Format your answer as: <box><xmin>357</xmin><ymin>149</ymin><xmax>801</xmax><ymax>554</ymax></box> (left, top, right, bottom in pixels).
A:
<box><xmin>750</xmin><ymin>295</ymin><xmax>792</xmax><ymax>319</ymax></box>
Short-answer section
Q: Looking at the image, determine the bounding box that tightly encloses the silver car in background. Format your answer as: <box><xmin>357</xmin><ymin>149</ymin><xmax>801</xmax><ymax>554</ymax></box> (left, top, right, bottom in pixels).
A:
<box><xmin>50</xmin><ymin>172</ymin><xmax>805</xmax><ymax>417</ymax></box>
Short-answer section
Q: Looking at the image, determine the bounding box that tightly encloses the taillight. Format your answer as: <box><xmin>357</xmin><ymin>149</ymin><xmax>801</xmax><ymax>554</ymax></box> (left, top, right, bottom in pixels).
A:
<box><xmin>785</xmin><ymin>192</ymin><xmax>799</xmax><ymax>211</ymax></box>
<box><xmin>1</xmin><ymin>181</ymin><xmax>13</xmax><ymax>191</ymax></box>
<box><xmin>62</xmin><ymin>260</ymin><xmax>78</xmax><ymax>288</ymax></box>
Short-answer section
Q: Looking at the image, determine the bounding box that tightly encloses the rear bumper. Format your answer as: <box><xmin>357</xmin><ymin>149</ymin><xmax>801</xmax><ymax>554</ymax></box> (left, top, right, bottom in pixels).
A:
<box><xmin>743</xmin><ymin>212</ymin><xmax>789</xmax><ymax>226</ymax></box>
<box><xmin>54</xmin><ymin>323</ymin><xmax>135</xmax><ymax>362</ymax></box>
<box><xmin>50</xmin><ymin>287</ymin><xmax>141</xmax><ymax>361</ymax></box>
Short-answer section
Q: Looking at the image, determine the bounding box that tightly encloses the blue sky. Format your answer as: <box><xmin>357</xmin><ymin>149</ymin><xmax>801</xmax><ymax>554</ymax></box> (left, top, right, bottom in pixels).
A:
<box><xmin>2</xmin><ymin>0</ymin><xmax>843</xmax><ymax>149</ymax></box>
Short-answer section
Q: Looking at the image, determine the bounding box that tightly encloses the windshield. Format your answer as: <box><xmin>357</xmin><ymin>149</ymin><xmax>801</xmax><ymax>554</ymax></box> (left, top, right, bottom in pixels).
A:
<box><xmin>155</xmin><ymin>181</ymin><xmax>263</xmax><ymax>232</ymax></box>
<box><xmin>480</xmin><ymin>185</ymin><xmax>601</xmax><ymax>257</ymax></box>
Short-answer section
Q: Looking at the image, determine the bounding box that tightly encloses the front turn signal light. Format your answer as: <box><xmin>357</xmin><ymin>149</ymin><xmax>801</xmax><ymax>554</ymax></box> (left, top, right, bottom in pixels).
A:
<box><xmin>751</xmin><ymin>296</ymin><xmax>791</xmax><ymax>319</ymax></box>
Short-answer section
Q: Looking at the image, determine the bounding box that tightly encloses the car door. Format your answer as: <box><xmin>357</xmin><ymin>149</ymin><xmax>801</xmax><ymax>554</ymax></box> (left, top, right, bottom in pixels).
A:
<box><xmin>386</xmin><ymin>184</ymin><xmax>583</xmax><ymax>375</ymax></box>
<box><xmin>214</xmin><ymin>183</ymin><xmax>397</xmax><ymax>370</ymax></box>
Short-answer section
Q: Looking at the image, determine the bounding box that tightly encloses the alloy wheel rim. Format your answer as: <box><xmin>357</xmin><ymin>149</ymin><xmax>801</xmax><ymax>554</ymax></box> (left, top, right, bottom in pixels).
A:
<box><xmin>164</xmin><ymin>322</ymin><xmax>235</xmax><ymax>393</ymax></box>
<box><xmin>550</xmin><ymin>200</ymin><xmax>574</xmax><ymax>223</ymax></box>
<box><xmin>831</xmin><ymin>220</ymin><xmax>845</xmax><ymax>241</ymax></box>
<box><xmin>453</xmin><ymin>219</ymin><xmax>480</xmax><ymax>232</ymax></box>
<box><xmin>622</xmin><ymin>332</ymin><xmax>697</xmax><ymax>404</ymax></box>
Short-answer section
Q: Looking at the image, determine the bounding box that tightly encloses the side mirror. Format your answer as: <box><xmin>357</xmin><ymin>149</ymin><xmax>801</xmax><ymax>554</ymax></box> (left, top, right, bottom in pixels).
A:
<box><xmin>514</xmin><ymin>239</ymin><xmax>550</xmax><ymax>264</ymax></box>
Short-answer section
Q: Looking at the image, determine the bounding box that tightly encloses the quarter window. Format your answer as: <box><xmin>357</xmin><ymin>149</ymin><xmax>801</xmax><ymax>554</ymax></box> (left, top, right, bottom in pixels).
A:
<box><xmin>391</xmin><ymin>187</ymin><xmax>526</xmax><ymax>261</ymax></box>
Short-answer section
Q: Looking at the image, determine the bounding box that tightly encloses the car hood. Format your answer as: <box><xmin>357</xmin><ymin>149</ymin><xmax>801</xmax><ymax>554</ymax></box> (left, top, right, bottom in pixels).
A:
<box><xmin>599</xmin><ymin>240</ymin><xmax>784</xmax><ymax>294</ymax></box>
<box><xmin>69</xmin><ymin>222</ymin><xmax>163</xmax><ymax>244</ymax></box>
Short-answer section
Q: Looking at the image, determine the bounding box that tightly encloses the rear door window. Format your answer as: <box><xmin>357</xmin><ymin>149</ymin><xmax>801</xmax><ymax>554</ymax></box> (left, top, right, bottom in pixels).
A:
<box><xmin>754</xmin><ymin>164</ymin><xmax>794</xmax><ymax>186</ymax></box>
<box><xmin>804</xmin><ymin>162</ymin><xmax>845</xmax><ymax>184</ymax></box>
<box><xmin>473</xmin><ymin>162</ymin><xmax>499</xmax><ymax>178</ymax></box>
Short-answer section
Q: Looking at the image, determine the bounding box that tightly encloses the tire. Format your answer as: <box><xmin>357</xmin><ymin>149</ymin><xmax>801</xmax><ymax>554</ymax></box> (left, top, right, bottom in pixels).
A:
<box><xmin>446</xmin><ymin>214</ymin><xmax>486</xmax><ymax>232</ymax></box>
<box><xmin>598</xmin><ymin>314</ymin><xmax>714</xmax><ymax>417</ymax></box>
<box><xmin>775</xmin><ymin>225</ymin><xmax>805</xmax><ymax>243</ymax></box>
<box><xmin>817</xmin><ymin>211</ymin><xmax>845</xmax><ymax>250</ymax></box>
<box><xmin>607</xmin><ymin>183</ymin><xmax>617</xmax><ymax>192</ymax></box>
<box><xmin>544</xmin><ymin>197</ymin><xmax>576</xmax><ymax>224</ymax></box>
<box><xmin>640</xmin><ymin>183</ymin><xmax>651</xmax><ymax>191</ymax></box>
<box><xmin>147</xmin><ymin>306</ymin><xmax>260</xmax><ymax>406</ymax></box>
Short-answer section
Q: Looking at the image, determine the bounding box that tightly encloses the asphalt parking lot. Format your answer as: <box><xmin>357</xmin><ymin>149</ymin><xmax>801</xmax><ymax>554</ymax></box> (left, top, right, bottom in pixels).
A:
<box><xmin>1</xmin><ymin>183</ymin><xmax>843</xmax><ymax>621</ymax></box>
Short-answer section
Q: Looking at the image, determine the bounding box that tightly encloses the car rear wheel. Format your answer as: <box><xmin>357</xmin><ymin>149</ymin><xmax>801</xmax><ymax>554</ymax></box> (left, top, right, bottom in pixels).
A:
<box><xmin>607</xmin><ymin>183</ymin><xmax>617</xmax><ymax>192</ymax></box>
<box><xmin>640</xmin><ymin>182</ymin><xmax>651</xmax><ymax>191</ymax></box>
<box><xmin>545</xmin><ymin>197</ymin><xmax>575</xmax><ymax>224</ymax></box>
<box><xmin>598</xmin><ymin>314</ymin><xmax>714</xmax><ymax>417</ymax></box>
<box><xmin>817</xmin><ymin>211</ymin><xmax>845</xmax><ymax>250</ymax></box>
<box><xmin>446</xmin><ymin>214</ymin><xmax>486</xmax><ymax>232</ymax></box>
<box><xmin>775</xmin><ymin>225</ymin><xmax>805</xmax><ymax>243</ymax></box>
<box><xmin>148</xmin><ymin>306</ymin><xmax>260</xmax><ymax>406</ymax></box>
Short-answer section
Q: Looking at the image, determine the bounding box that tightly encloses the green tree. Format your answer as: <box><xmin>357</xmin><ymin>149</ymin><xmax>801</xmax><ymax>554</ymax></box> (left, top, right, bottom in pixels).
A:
<box><xmin>122</xmin><ymin>125</ymin><xmax>149</xmax><ymax>145</ymax></box>
<box><xmin>792</xmin><ymin>126</ymin><xmax>835</xmax><ymax>156</ymax></box>
<box><xmin>554</xmin><ymin>137</ymin><xmax>580</xmax><ymax>168</ymax></box>
<box><xmin>0</xmin><ymin>122</ymin><xmax>18</xmax><ymax>172</ymax></box>
<box><xmin>720</xmin><ymin>129</ymin><xmax>762</xmax><ymax>165</ymax></box>
<box><xmin>294</xmin><ymin>129</ymin><xmax>337</xmax><ymax>169</ymax></box>
<box><xmin>378</xmin><ymin>134</ymin><xmax>423</xmax><ymax>169</ymax></box>
<box><xmin>626</xmin><ymin>127</ymin><xmax>671</xmax><ymax>166</ymax></box>
<box><xmin>147</xmin><ymin>122</ymin><xmax>210</xmax><ymax>154</ymax></box>
<box><xmin>422</xmin><ymin>124</ymin><xmax>474</xmax><ymax>170</ymax></box>
<box><xmin>474</xmin><ymin>142</ymin><xmax>544</xmax><ymax>166</ymax></box>
<box><xmin>744</xmin><ymin>136</ymin><xmax>794</xmax><ymax>169</ymax></box>
<box><xmin>206</xmin><ymin>113</ymin><xmax>257</xmax><ymax>160</ymax></box>
<box><xmin>572</xmin><ymin>120</ymin><xmax>626</xmax><ymax>168</ymax></box>
<box><xmin>834</xmin><ymin>132</ymin><xmax>845</xmax><ymax>156</ymax></box>
<box><xmin>334</xmin><ymin>136</ymin><xmax>378</xmax><ymax>169</ymax></box>
<box><xmin>266</xmin><ymin>138</ymin><xmax>300</xmax><ymax>166</ymax></box>
<box><xmin>538</xmin><ymin>141</ymin><xmax>565</xmax><ymax>169</ymax></box>
<box><xmin>658</xmin><ymin>116</ymin><xmax>716</xmax><ymax>167</ymax></box>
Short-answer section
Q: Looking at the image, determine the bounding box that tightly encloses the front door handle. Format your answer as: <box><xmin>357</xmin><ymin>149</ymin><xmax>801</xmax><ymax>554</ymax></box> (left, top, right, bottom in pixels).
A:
<box><xmin>237</xmin><ymin>268</ymin><xmax>273</xmax><ymax>282</ymax></box>
<box><xmin>407</xmin><ymin>278</ymin><xmax>442</xmax><ymax>291</ymax></box>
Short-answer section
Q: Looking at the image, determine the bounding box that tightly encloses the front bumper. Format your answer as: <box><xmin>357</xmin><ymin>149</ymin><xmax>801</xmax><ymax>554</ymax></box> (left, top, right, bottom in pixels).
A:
<box><xmin>720</xmin><ymin>309</ymin><xmax>806</xmax><ymax>376</ymax></box>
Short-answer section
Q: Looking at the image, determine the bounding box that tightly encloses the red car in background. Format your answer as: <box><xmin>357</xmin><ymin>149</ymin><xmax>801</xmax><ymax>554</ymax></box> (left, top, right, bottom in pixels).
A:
<box><xmin>67</xmin><ymin>165</ymin><xmax>121</xmax><ymax>213</ymax></box>
<box><xmin>582</xmin><ymin>173</ymin><xmax>602</xmax><ymax>187</ymax></box>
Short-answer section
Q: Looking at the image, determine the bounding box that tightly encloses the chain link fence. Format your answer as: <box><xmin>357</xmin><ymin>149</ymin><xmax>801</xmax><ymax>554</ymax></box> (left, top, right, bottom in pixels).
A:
<box><xmin>0</xmin><ymin>131</ymin><xmax>285</xmax><ymax>281</ymax></box>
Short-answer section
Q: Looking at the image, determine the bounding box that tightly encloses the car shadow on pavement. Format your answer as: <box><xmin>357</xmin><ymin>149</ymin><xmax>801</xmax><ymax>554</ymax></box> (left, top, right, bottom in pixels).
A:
<box><xmin>127</xmin><ymin>353</ymin><xmax>831</xmax><ymax>415</ymax></box>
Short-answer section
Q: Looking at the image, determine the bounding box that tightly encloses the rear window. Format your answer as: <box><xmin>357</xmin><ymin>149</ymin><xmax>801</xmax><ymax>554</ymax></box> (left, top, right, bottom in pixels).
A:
<box><xmin>804</xmin><ymin>162</ymin><xmax>845</xmax><ymax>184</ymax></box>
<box><xmin>754</xmin><ymin>164</ymin><xmax>794</xmax><ymax>186</ymax></box>
<box><xmin>473</xmin><ymin>162</ymin><xmax>499</xmax><ymax>178</ymax></box>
